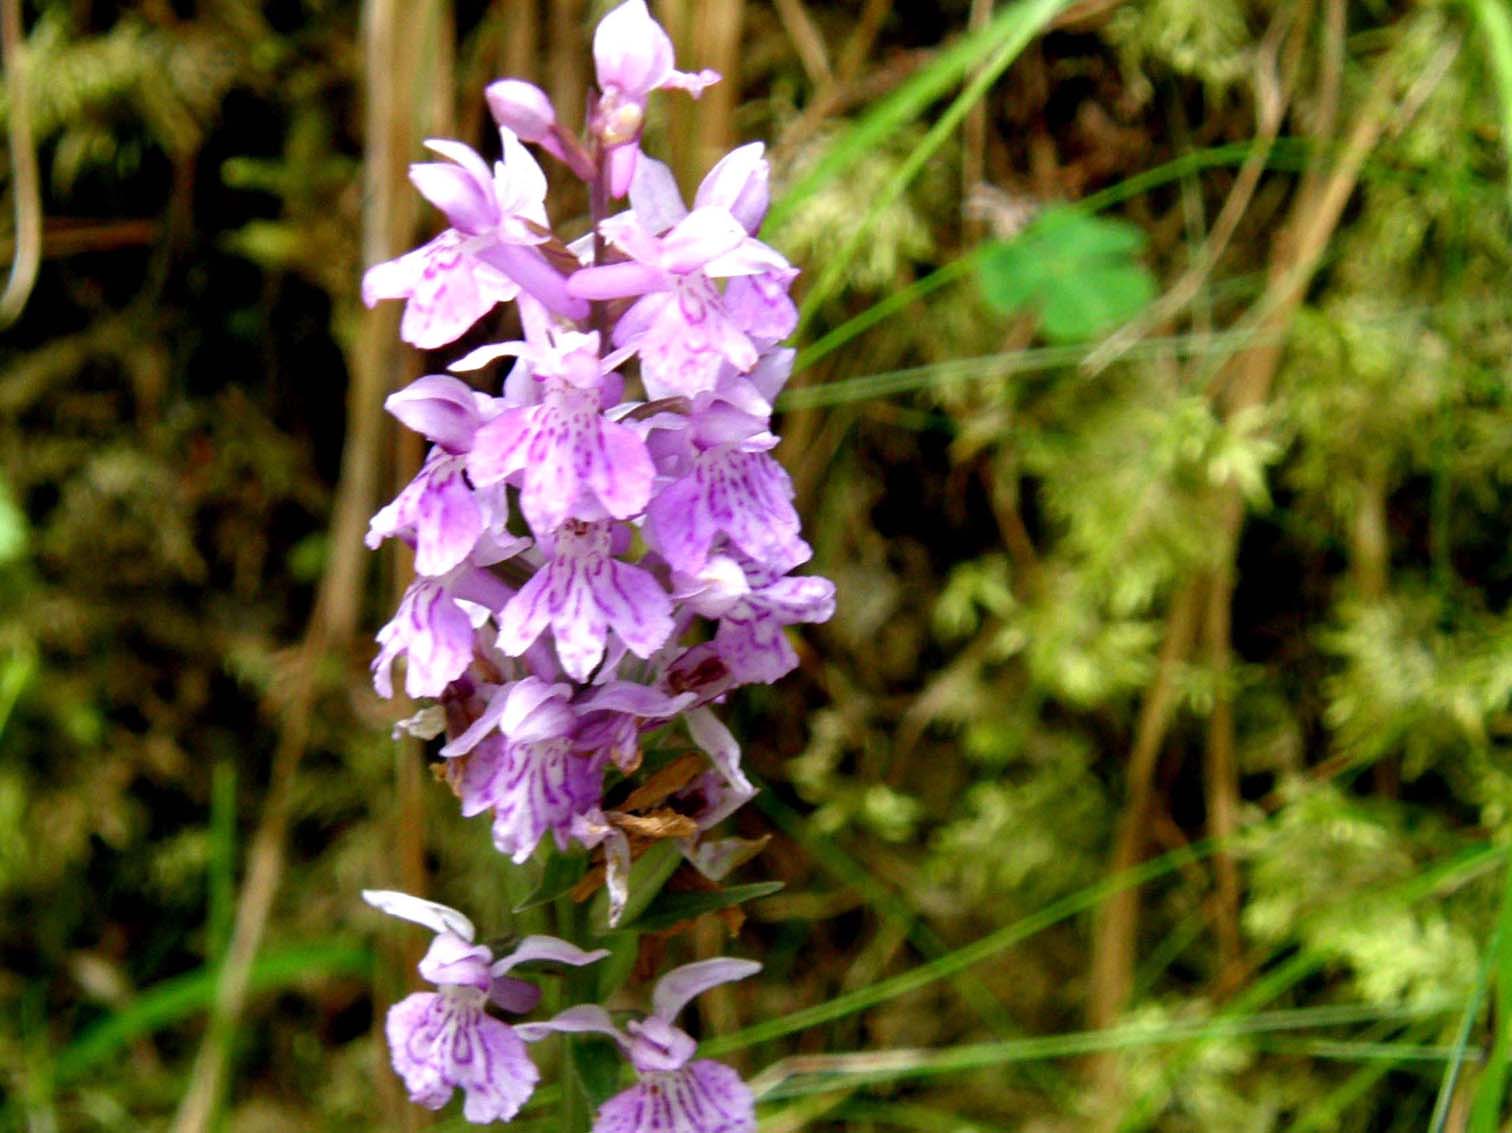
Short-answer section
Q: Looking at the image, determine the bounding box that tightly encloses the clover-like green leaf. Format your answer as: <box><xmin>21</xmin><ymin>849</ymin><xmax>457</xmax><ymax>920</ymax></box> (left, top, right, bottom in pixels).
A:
<box><xmin>978</xmin><ymin>205</ymin><xmax>1156</xmax><ymax>342</ymax></box>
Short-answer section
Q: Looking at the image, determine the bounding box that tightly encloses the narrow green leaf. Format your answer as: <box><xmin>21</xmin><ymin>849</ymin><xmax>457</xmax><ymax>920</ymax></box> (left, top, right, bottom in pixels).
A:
<box><xmin>1469</xmin><ymin>849</ymin><xmax>1512</xmax><ymax>1132</ymax></box>
<box><xmin>765</xmin><ymin>0</ymin><xmax>1068</xmax><ymax>235</ymax></box>
<box><xmin>612</xmin><ymin>881</ymin><xmax>785</xmax><ymax>934</ymax></box>
<box><xmin>568</xmin><ymin>1037</ymin><xmax>624</xmax><ymax>1110</ymax></box>
<box><xmin>589</xmin><ymin>840</ymin><xmax>681</xmax><ymax>933</ymax></box>
<box><xmin>1469</xmin><ymin>0</ymin><xmax>1512</xmax><ymax>208</ymax></box>
<box><xmin>49</xmin><ymin>943</ymin><xmax>371</xmax><ymax>1087</ymax></box>
<box><xmin>514</xmin><ymin>851</ymin><xmax>588</xmax><ymax>913</ymax></box>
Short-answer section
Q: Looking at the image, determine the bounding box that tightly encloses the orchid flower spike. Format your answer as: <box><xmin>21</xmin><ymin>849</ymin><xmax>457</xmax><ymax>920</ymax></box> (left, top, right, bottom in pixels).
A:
<box><xmin>517</xmin><ymin>957</ymin><xmax>762</xmax><ymax>1133</ymax></box>
<box><xmin>362</xmin><ymin>890</ymin><xmax>609</xmax><ymax>1124</ymax></box>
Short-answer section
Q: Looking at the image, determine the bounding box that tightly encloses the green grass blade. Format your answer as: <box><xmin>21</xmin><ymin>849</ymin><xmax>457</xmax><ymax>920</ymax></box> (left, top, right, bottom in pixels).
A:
<box><xmin>793</xmin><ymin>251</ymin><xmax>987</xmax><ymax>376</ymax></box>
<box><xmin>1469</xmin><ymin>0</ymin><xmax>1512</xmax><ymax>208</ymax></box>
<box><xmin>1469</xmin><ymin>844</ymin><xmax>1512</xmax><ymax>1132</ymax></box>
<box><xmin>765</xmin><ymin>0</ymin><xmax>1066</xmax><ymax>236</ymax></box>
<box><xmin>752</xmin><ymin>787</ymin><xmax>1076</xmax><ymax>1103</ymax></box>
<box><xmin>703</xmin><ymin>836</ymin><xmax>1219</xmax><ymax>1057</ymax></box>
<box><xmin>49</xmin><ymin>942</ymin><xmax>371</xmax><ymax>1087</ymax></box>
<box><xmin>749</xmin><ymin>1000</ymin><xmax>1464</xmax><ymax>1101</ymax></box>
<box><xmin>1428</xmin><ymin>883</ymin><xmax>1501</xmax><ymax>1133</ymax></box>
<box><xmin>792</xmin><ymin>0</ymin><xmax>1071</xmax><ymax>331</ymax></box>
<box><xmin>208</xmin><ymin>758</ymin><xmax>237</xmax><ymax>965</ymax></box>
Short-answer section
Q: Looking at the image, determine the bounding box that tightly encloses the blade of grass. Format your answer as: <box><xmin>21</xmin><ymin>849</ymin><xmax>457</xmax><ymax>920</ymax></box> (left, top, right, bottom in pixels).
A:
<box><xmin>752</xmin><ymin>787</ymin><xmax>1077</xmax><ymax>1104</ymax></box>
<box><xmin>792</xmin><ymin>0</ymin><xmax>1071</xmax><ymax>331</ymax></box>
<box><xmin>748</xmin><ymin>999</ymin><xmax>1465</xmax><ymax>1101</ymax></box>
<box><xmin>46</xmin><ymin>943</ymin><xmax>371</xmax><ymax>1088</ymax></box>
<box><xmin>1428</xmin><ymin>875</ymin><xmax>1501</xmax><ymax>1133</ymax></box>
<box><xmin>793</xmin><ymin>251</ymin><xmax>986</xmax><ymax>375</ymax></box>
<box><xmin>706</xmin><ymin>838</ymin><xmax>1503</xmax><ymax>1077</ymax></box>
<box><xmin>1468</xmin><ymin>843</ymin><xmax>1512</xmax><ymax>1132</ymax></box>
<box><xmin>208</xmin><ymin>759</ymin><xmax>236</xmax><ymax>965</ymax></box>
<box><xmin>1468</xmin><ymin>0</ymin><xmax>1512</xmax><ymax>209</ymax></box>
<box><xmin>765</xmin><ymin>0</ymin><xmax>1064</xmax><ymax>235</ymax></box>
<box><xmin>788</xmin><ymin>134</ymin><xmax>1495</xmax><ymax>385</ymax></box>
<box><xmin>1118</xmin><ymin>843</ymin><xmax>1509</xmax><ymax>1132</ymax></box>
<box><xmin>1294</xmin><ymin>1021</ymin><xmax>1436</xmax><ymax>1133</ymax></box>
<box><xmin>703</xmin><ymin>835</ymin><xmax>1221</xmax><ymax>1057</ymax></box>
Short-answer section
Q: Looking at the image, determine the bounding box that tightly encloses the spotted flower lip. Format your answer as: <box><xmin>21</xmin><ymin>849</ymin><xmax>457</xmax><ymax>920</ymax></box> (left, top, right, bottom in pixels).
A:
<box><xmin>494</xmin><ymin>520</ymin><xmax>675</xmax><ymax>682</ymax></box>
<box><xmin>362</xmin><ymin>891</ymin><xmax>611</xmax><ymax>1125</ymax></box>
<box><xmin>516</xmin><ymin>959</ymin><xmax>762</xmax><ymax>1133</ymax></box>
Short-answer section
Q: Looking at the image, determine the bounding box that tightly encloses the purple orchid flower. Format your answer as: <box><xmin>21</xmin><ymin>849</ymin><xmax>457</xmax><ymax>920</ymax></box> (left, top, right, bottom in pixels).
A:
<box><xmin>592</xmin><ymin>0</ymin><xmax>720</xmax><ymax>197</ymax></box>
<box><xmin>646</xmin><ymin>436</ymin><xmax>810</xmax><ymax>579</ymax></box>
<box><xmin>368</xmin><ymin>375</ymin><xmax>529</xmax><ymax>576</ymax></box>
<box><xmin>362</xmin><ymin>132</ymin><xmax>586</xmax><ymax>346</ymax></box>
<box><xmin>674</xmin><ymin>555</ymin><xmax>835</xmax><ymax>685</ymax></box>
<box><xmin>495</xmin><ymin>520</ymin><xmax>674</xmax><ymax>682</ymax></box>
<box><xmin>568</xmin><ymin>156</ymin><xmax>793</xmax><ymax>400</ymax></box>
<box><xmin>373</xmin><ymin>567</ymin><xmax>513</xmax><ymax>699</ymax></box>
<box><xmin>361</xmin><ymin>889</ymin><xmax>608</xmax><ymax>1124</ymax></box>
<box><xmin>437</xmin><ymin>677</ymin><xmax>607</xmax><ymax>862</ymax></box>
<box><xmin>465</xmin><ymin>329</ymin><xmax>655</xmax><ymax>538</ymax></box>
<box><xmin>517</xmin><ymin>958</ymin><xmax>761</xmax><ymax>1133</ymax></box>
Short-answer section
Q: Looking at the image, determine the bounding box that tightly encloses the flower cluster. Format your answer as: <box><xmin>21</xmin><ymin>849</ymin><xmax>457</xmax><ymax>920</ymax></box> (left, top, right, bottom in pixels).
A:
<box><xmin>360</xmin><ymin>3</ymin><xmax>830</xmax><ymax>1129</ymax></box>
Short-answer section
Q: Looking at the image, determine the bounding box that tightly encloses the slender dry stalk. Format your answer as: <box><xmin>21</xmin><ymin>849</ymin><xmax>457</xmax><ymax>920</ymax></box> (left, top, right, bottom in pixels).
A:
<box><xmin>1086</xmin><ymin>579</ymin><xmax>1203</xmax><ymax>1046</ymax></box>
<box><xmin>962</xmin><ymin>0</ymin><xmax>994</xmax><ymax>243</ymax></box>
<box><xmin>1202</xmin><ymin>566</ymin><xmax>1243</xmax><ymax>997</ymax></box>
<box><xmin>1082</xmin><ymin>7</ymin><xmax>1290</xmax><ymax>376</ymax></box>
<box><xmin>503</xmin><ymin>0</ymin><xmax>542</xmax><ymax>85</ymax></box>
<box><xmin>168</xmin><ymin>2</ymin><xmax>448</xmax><ymax>1129</ymax></box>
<box><xmin>773</xmin><ymin>0</ymin><xmax>831</xmax><ymax>86</ymax></box>
<box><xmin>550</xmin><ymin>0</ymin><xmax>588</xmax><ymax>139</ymax></box>
<box><xmin>1085</xmin><ymin>18</ymin><xmax>1422</xmax><ymax>1117</ymax></box>
<box><xmin>693</xmin><ymin>0</ymin><xmax>745</xmax><ymax>173</ymax></box>
<box><xmin>0</xmin><ymin>0</ymin><xmax>41</xmax><ymax>330</ymax></box>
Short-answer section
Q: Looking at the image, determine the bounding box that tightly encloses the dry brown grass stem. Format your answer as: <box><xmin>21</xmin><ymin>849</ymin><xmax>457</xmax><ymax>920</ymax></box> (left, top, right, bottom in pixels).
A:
<box><xmin>0</xmin><ymin>0</ymin><xmax>41</xmax><ymax>330</ymax></box>
<box><xmin>169</xmin><ymin>2</ymin><xmax>448</xmax><ymax>1129</ymax></box>
<box><xmin>1202</xmin><ymin>566</ymin><xmax>1243</xmax><ymax>997</ymax></box>
<box><xmin>550</xmin><ymin>0</ymin><xmax>588</xmax><ymax>138</ymax></box>
<box><xmin>1085</xmin><ymin>578</ymin><xmax>1203</xmax><ymax>1047</ymax></box>
<box><xmin>1082</xmin><ymin>6</ymin><xmax>1291</xmax><ymax>376</ymax></box>
<box><xmin>1084</xmin><ymin>20</ymin><xmax>1430</xmax><ymax>1115</ymax></box>
<box><xmin>962</xmin><ymin>0</ymin><xmax>995</xmax><ymax>243</ymax></box>
<box><xmin>502</xmin><ymin>0</ymin><xmax>542</xmax><ymax>85</ymax></box>
<box><xmin>773</xmin><ymin>0</ymin><xmax>896</xmax><ymax>157</ymax></box>
<box><xmin>773</xmin><ymin>0</ymin><xmax>832</xmax><ymax>86</ymax></box>
<box><xmin>692</xmin><ymin>0</ymin><xmax>745</xmax><ymax>174</ymax></box>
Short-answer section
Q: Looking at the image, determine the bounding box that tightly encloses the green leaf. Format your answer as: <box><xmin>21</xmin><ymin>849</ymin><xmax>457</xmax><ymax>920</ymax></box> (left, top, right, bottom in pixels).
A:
<box><xmin>0</xmin><ymin>478</ymin><xmax>27</xmax><ymax>566</ymax></box>
<box><xmin>588</xmin><ymin>840</ymin><xmax>682</xmax><ymax>932</ymax></box>
<box><xmin>568</xmin><ymin>1037</ymin><xmax>624</xmax><ymax>1110</ymax></box>
<box><xmin>50</xmin><ymin>943</ymin><xmax>371</xmax><ymax>1087</ymax></box>
<box><xmin>513</xmin><ymin>851</ymin><xmax>588</xmax><ymax>914</ymax></box>
<box><xmin>611</xmin><ymin>881</ymin><xmax>785</xmax><ymax>934</ymax></box>
<box><xmin>978</xmin><ymin>206</ymin><xmax>1157</xmax><ymax>342</ymax></box>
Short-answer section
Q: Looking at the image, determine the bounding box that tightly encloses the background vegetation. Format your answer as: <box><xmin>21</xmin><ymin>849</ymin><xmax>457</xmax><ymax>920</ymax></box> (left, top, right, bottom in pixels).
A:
<box><xmin>4</xmin><ymin>0</ymin><xmax>1512</xmax><ymax>1129</ymax></box>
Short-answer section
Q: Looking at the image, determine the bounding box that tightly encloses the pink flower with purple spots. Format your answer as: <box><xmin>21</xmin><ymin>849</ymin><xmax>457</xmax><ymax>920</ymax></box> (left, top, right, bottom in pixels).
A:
<box><xmin>362</xmin><ymin>890</ymin><xmax>608</xmax><ymax>1124</ymax></box>
<box><xmin>517</xmin><ymin>958</ymin><xmax>760</xmax><ymax>1133</ymax></box>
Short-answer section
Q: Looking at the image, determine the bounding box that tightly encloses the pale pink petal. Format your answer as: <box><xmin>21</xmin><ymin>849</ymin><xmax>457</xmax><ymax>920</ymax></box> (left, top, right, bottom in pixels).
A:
<box><xmin>694</xmin><ymin>143</ymin><xmax>768</xmax><ymax>234</ymax></box>
<box><xmin>599</xmin><ymin>559</ymin><xmax>675</xmax><ymax>659</ymax></box>
<box><xmin>590</xmin><ymin>417</ymin><xmax>656</xmax><ymax>519</ymax></box>
<box><xmin>630</xmin><ymin>156</ymin><xmax>691</xmax><ymax>234</ymax></box>
<box><xmin>659</xmin><ymin>208</ymin><xmax>748</xmax><ymax>275</ymax></box>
